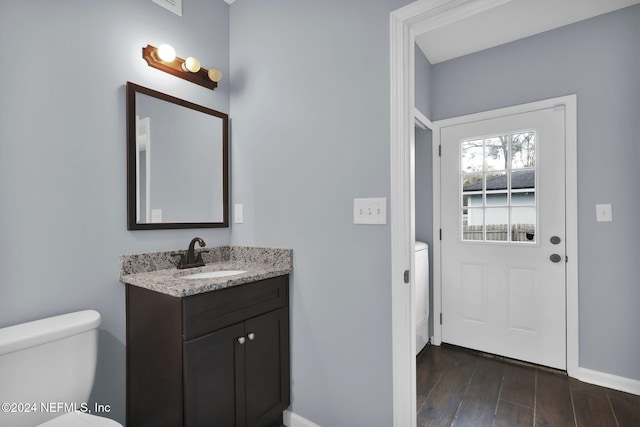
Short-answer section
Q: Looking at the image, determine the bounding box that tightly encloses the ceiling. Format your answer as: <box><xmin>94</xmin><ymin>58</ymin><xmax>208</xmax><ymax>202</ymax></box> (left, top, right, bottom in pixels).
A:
<box><xmin>416</xmin><ymin>0</ymin><xmax>640</xmax><ymax>64</ymax></box>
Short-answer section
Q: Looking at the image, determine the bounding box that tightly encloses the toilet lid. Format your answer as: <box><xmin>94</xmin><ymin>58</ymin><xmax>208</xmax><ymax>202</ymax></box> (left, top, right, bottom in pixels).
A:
<box><xmin>37</xmin><ymin>411</ymin><xmax>123</xmax><ymax>427</ymax></box>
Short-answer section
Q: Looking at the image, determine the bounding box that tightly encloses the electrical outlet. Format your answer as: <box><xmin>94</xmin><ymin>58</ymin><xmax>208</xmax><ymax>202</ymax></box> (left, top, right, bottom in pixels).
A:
<box><xmin>354</xmin><ymin>198</ymin><xmax>387</xmax><ymax>225</ymax></box>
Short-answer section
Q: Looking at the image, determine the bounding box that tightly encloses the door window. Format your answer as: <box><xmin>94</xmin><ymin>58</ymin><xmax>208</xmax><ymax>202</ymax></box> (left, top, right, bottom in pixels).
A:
<box><xmin>461</xmin><ymin>131</ymin><xmax>536</xmax><ymax>243</ymax></box>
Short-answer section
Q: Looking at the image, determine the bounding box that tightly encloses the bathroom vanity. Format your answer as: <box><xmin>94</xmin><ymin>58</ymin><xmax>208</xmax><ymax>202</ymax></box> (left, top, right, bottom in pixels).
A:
<box><xmin>119</xmin><ymin>246</ymin><xmax>292</xmax><ymax>427</ymax></box>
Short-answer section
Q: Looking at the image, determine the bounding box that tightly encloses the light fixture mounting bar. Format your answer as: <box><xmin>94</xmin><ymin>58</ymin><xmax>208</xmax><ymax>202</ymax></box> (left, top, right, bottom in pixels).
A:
<box><xmin>142</xmin><ymin>44</ymin><xmax>218</xmax><ymax>90</ymax></box>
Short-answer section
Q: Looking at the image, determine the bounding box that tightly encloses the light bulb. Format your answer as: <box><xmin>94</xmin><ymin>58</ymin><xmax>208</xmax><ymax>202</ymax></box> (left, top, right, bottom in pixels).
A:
<box><xmin>182</xmin><ymin>56</ymin><xmax>201</xmax><ymax>73</ymax></box>
<box><xmin>208</xmin><ymin>67</ymin><xmax>222</xmax><ymax>83</ymax></box>
<box><xmin>157</xmin><ymin>44</ymin><xmax>176</xmax><ymax>62</ymax></box>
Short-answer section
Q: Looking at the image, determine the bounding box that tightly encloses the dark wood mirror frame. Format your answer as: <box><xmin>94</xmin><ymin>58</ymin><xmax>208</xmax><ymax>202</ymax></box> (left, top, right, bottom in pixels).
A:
<box><xmin>126</xmin><ymin>82</ymin><xmax>229</xmax><ymax>230</ymax></box>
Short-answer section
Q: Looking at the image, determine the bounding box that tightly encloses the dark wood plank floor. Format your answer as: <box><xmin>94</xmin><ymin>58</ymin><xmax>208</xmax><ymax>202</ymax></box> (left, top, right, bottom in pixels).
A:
<box><xmin>417</xmin><ymin>344</ymin><xmax>640</xmax><ymax>427</ymax></box>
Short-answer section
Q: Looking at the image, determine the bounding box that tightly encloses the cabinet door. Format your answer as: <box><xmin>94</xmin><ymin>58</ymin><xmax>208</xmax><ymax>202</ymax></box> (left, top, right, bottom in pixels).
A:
<box><xmin>244</xmin><ymin>308</ymin><xmax>290</xmax><ymax>427</ymax></box>
<box><xmin>184</xmin><ymin>322</ymin><xmax>246</xmax><ymax>427</ymax></box>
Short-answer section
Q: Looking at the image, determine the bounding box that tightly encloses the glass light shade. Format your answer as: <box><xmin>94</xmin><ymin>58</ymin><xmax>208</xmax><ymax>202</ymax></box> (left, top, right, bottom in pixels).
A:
<box><xmin>208</xmin><ymin>67</ymin><xmax>223</xmax><ymax>83</ymax></box>
<box><xmin>157</xmin><ymin>44</ymin><xmax>176</xmax><ymax>62</ymax></box>
<box><xmin>183</xmin><ymin>56</ymin><xmax>201</xmax><ymax>73</ymax></box>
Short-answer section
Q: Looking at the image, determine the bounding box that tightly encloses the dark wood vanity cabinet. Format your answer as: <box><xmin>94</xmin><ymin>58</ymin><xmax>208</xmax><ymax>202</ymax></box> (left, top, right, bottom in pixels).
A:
<box><xmin>126</xmin><ymin>275</ymin><xmax>290</xmax><ymax>427</ymax></box>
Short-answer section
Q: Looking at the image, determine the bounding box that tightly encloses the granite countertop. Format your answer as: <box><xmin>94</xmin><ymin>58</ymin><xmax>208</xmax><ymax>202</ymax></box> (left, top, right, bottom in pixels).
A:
<box><xmin>119</xmin><ymin>246</ymin><xmax>292</xmax><ymax>297</ymax></box>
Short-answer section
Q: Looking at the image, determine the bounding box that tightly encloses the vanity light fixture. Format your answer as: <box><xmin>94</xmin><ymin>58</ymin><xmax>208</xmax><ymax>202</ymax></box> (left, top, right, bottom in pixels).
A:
<box><xmin>156</xmin><ymin>44</ymin><xmax>176</xmax><ymax>62</ymax></box>
<box><xmin>182</xmin><ymin>56</ymin><xmax>201</xmax><ymax>73</ymax></box>
<box><xmin>142</xmin><ymin>44</ymin><xmax>222</xmax><ymax>90</ymax></box>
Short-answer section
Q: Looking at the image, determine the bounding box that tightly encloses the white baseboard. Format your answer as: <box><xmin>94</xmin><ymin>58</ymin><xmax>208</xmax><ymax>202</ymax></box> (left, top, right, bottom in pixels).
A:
<box><xmin>576</xmin><ymin>367</ymin><xmax>640</xmax><ymax>396</ymax></box>
<box><xmin>283</xmin><ymin>410</ymin><xmax>321</xmax><ymax>427</ymax></box>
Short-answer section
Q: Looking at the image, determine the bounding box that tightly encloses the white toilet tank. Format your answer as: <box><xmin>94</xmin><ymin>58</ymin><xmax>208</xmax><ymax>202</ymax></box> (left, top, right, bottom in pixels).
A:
<box><xmin>415</xmin><ymin>241</ymin><xmax>429</xmax><ymax>355</ymax></box>
<box><xmin>0</xmin><ymin>310</ymin><xmax>101</xmax><ymax>427</ymax></box>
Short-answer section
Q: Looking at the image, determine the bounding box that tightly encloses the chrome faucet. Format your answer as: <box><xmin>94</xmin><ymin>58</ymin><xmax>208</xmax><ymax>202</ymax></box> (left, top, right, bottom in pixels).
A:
<box><xmin>173</xmin><ymin>237</ymin><xmax>208</xmax><ymax>269</ymax></box>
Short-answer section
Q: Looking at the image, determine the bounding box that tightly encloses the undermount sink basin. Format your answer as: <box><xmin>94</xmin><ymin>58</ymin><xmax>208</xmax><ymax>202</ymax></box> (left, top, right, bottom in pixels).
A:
<box><xmin>183</xmin><ymin>270</ymin><xmax>248</xmax><ymax>280</ymax></box>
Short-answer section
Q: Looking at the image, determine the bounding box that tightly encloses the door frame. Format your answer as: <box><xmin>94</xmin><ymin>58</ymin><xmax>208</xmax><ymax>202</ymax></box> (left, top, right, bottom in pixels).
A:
<box><xmin>389</xmin><ymin>1</ymin><xmax>578</xmax><ymax>426</ymax></box>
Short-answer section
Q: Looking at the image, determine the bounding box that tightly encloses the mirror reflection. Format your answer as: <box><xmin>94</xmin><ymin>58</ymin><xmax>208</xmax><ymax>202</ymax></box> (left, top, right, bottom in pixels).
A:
<box><xmin>126</xmin><ymin>82</ymin><xmax>228</xmax><ymax>229</ymax></box>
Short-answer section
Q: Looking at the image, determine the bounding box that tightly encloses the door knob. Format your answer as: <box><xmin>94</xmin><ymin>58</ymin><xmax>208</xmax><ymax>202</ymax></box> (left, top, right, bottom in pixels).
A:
<box><xmin>248</xmin><ymin>332</ymin><xmax>255</xmax><ymax>341</ymax></box>
<box><xmin>549</xmin><ymin>254</ymin><xmax>562</xmax><ymax>263</ymax></box>
<box><xmin>237</xmin><ymin>337</ymin><xmax>246</xmax><ymax>344</ymax></box>
<box><xmin>550</xmin><ymin>236</ymin><xmax>561</xmax><ymax>245</ymax></box>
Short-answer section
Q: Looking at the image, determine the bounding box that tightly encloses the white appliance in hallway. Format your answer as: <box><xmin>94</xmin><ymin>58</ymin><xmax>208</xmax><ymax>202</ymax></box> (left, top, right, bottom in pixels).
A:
<box><xmin>415</xmin><ymin>241</ymin><xmax>429</xmax><ymax>355</ymax></box>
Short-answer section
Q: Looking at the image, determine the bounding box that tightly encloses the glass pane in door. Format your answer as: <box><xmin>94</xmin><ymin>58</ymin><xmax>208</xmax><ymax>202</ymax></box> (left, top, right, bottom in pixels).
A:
<box><xmin>459</xmin><ymin>131</ymin><xmax>537</xmax><ymax>243</ymax></box>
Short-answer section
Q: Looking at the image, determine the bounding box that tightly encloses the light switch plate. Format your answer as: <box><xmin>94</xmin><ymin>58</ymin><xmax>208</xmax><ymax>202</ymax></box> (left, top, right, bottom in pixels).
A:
<box><xmin>354</xmin><ymin>198</ymin><xmax>387</xmax><ymax>225</ymax></box>
<box><xmin>595</xmin><ymin>203</ymin><xmax>612</xmax><ymax>222</ymax></box>
<box><xmin>234</xmin><ymin>204</ymin><xmax>244</xmax><ymax>224</ymax></box>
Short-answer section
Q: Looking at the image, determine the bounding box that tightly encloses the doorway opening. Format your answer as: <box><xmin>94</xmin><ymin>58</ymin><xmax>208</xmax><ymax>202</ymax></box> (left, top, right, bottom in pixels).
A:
<box><xmin>389</xmin><ymin>3</ymin><xmax>579</xmax><ymax>426</ymax></box>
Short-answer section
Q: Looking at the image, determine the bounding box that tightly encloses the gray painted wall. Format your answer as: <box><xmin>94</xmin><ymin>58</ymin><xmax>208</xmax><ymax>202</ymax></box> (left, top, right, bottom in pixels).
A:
<box><xmin>229</xmin><ymin>0</ymin><xmax>410</xmax><ymax>425</ymax></box>
<box><xmin>0</xmin><ymin>1</ymin><xmax>230</xmax><ymax>423</ymax></box>
<box><xmin>415</xmin><ymin>45</ymin><xmax>432</xmax><ymax>119</ymax></box>
<box><xmin>431</xmin><ymin>5</ymin><xmax>640</xmax><ymax>381</ymax></box>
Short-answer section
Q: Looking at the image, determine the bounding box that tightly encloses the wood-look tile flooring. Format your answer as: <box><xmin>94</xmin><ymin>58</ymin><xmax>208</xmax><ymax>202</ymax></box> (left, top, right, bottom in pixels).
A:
<box><xmin>417</xmin><ymin>344</ymin><xmax>640</xmax><ymax>427</ymax></box>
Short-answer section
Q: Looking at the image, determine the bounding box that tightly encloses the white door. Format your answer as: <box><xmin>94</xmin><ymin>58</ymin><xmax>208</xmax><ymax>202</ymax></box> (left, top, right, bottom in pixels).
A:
<box><xmin>441</xmin><ymin>106</ymin><xmax>566</xmax><ymax>370</ymax></box>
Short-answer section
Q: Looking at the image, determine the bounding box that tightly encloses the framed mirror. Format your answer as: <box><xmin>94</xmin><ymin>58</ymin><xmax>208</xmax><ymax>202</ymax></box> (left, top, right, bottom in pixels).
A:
<box><xmin>126</xmin><ymin>82</ymin><xmax>229</xmax><ymax>229</ymax></box>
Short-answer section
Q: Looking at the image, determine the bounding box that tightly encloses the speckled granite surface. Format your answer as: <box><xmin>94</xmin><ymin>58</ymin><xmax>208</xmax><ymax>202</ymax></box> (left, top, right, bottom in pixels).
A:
<box><xmin>119</xmin><ymin>246</ymin><xmax>292</xmax><ymax>297</ymax></box>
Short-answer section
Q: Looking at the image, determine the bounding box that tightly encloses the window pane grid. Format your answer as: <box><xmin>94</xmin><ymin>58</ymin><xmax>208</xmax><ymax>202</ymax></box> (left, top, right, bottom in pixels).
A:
<box><xmin>461</xmin><ymin>131</ymin><xmax>537</xmax><ymax>243</ymax></box>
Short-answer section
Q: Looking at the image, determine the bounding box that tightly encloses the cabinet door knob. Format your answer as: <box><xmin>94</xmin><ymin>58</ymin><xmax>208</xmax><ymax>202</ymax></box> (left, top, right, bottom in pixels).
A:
<box><xmin>237</xmin><ymin>337</ymin><xmax>246</xmax><ymax>344</ymax></box>
<box><xmin>248</xmin><ymin>333</ymin><xmax>255</xmax><ymax>341</ymax></box>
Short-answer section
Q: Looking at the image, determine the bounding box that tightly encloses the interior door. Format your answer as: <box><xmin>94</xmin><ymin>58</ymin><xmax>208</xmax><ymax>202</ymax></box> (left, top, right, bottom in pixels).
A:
<box><xmin>440</xmin><ymin>106</ymin><xmax>566</xmax><ymax>369</ymax></box>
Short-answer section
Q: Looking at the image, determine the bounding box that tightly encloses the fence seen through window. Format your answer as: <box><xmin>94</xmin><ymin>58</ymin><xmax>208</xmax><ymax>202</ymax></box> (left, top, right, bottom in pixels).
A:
<box><xmin>461</xmin><ymin>131</ymin><xmax>536</xmax><ymax>243</ymax></box>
